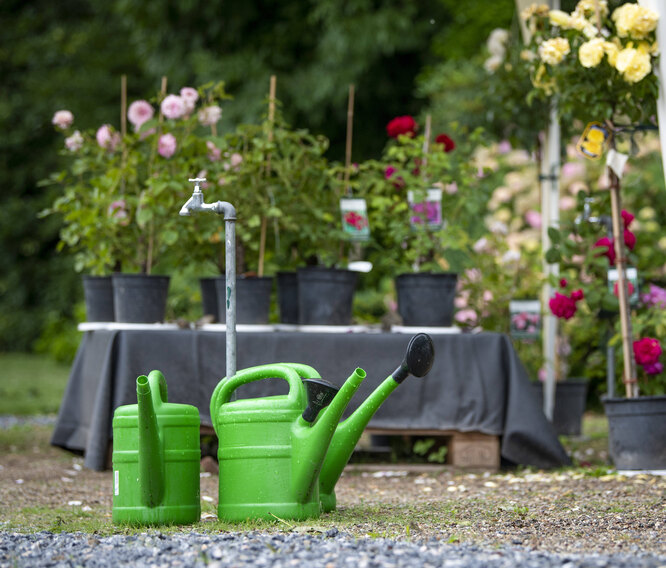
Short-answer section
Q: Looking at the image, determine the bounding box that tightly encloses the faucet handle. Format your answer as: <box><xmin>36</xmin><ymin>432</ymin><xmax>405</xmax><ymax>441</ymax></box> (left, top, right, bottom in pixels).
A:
<box><xmin>188</xmin><ymin>177</ymin><xmax>207</xmax><ymax>191</ymax></box>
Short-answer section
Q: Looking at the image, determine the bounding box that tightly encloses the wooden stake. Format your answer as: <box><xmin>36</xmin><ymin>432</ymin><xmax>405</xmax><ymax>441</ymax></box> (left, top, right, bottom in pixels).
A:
<box><xmin>120</xmin><ymin>75</ymin><xmax>127</xmax><ymax>137</ymax></box>
<box><xmin>609</xmin><ymin>167</ymin><xmax>639</xmax><ymax>397</ymax></box>
<box><xmin>259</xmin><ymin>75</ymin><xmax>277</xmax><ymax>278</ymax></box>
<box><xmin>343</xmin><ymin>84</ymin><xmax>355</xmax><ymax>196</ymax></box>
<box><xmin>421</xmin><ymin>114</ymin><xmax>432</xmax><ymax>174</ymax></box>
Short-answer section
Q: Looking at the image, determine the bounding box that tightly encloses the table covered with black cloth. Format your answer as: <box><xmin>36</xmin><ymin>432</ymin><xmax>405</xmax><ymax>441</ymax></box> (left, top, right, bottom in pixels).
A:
<box><xmin>51</xmin><ymin>328</ymin><xmax>571</xmax><ymax>471</ymax></box>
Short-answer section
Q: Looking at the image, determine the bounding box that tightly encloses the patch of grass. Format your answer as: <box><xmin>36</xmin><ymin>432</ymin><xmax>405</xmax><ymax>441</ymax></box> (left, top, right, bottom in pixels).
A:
<box><xmin>0</xmin><ymin>352</ymin><xmax>71</xmax><ymax>415</ymax></box>
<box><xmin>0</xmin><ymin>424</ymin><xmax>55</xmax><ymax>453</ymax></box>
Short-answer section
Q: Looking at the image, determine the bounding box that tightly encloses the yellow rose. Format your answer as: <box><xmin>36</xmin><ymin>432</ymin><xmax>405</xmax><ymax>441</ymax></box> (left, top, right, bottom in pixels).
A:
<box><xmin>575</xmin><ymin>0</ymin><xmax>608</xmax><ymax>19</ymax></box>
<box><xmin>612</xmin><ymin>4</ymin><xmax>658</xmax><ymax>39</ymax></box>
<box><xmin>521</xmin><ymin>3</ymin><xmax>550</xmax><ymax>21</ymax></box>
<box><xmin>538</xmin><ymin>37</ymin><xmax>571</xmax><ymax>65</ymax></box>
<box><xmin>615</xmin><ymin>46</ymin><xmax>652</xmax><ymax>83</ymax></box>
<box><xmin>603</xmin><ymin>40</ymin><xmax>620</xmax><ymax>66</ymax></box>
<box><xmin>578</xmin><ymin>37</ymin><xmax>605</xmax><ymax>67</ymax></box>
<box><xmin>549</xmin><ymin>9</ymin><xmax>571</xmax><ymax>27</ymax></box>
<box><xmin>569</xmin><ymin>13</ymin><xmax>598</xmax><ymax>38</ymax></box>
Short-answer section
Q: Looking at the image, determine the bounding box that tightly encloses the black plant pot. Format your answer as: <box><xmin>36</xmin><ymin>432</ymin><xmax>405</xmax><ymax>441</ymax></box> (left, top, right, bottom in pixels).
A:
<box><xmin>200</xmin><ymin>277</ymin><xmax>219</xmax><ymax>321</ymax></box>
<box><xmin>112</xmin><ymin>273</ymin><xmax>170</xmax><ymax>323</ymax></box>
<box><xmin>297</xmin><ymin>267</ymin><xmax>358</xmax><ymax>325</ymax></box>
<box><xmin>531</xmin><ymin>378</ymin><xmax>588</xmax><ymax>436</ymax></box>
<box><xmin>82</xmin><ymin>275</ymin><xmax>115</xmax><ymax>322</ymax></box>
<box><xmin>277</xmin><ymin>271</ymin><xmax>299</xmax><ymax>324</ymax></box>
<box><xmin>603</xmin><ymin>395</ymin><xmax>666</xmax><ymax>470</ymax></box>
<box><xmin>395</xmin><ymin>272</ymin><xmax>458</xmax><ymax>327</ymax></box>
<box><xmin>215</xmin><ymin>276</ymin><xmax>273</xmax><ymax>325</ymax></box>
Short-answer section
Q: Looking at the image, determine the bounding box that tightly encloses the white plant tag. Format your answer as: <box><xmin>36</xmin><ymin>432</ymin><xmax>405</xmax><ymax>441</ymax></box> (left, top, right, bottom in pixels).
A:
<box><xmin>606</xmin><ymin>149</ymin><xmax>629</xmax><ymax>179</ymax></box>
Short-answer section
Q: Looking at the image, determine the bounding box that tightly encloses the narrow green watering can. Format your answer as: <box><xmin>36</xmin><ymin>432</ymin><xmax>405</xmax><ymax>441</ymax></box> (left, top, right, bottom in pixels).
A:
<box><xmin>209</xmin><ymin>333</ymin><xmax>434</xmax><ymax>521</ymax></box>
<box><xmin>112</xmin><ymin>370</ymin><xmax>201</xmax><ymax>525</ymax></box>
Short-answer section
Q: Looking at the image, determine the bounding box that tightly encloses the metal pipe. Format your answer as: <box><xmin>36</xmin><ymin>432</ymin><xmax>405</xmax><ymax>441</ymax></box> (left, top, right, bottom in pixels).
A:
<box><xmin>180</xmin><ymin>178</ymin><xmax>237</xmax><ymax>378</ymax></box>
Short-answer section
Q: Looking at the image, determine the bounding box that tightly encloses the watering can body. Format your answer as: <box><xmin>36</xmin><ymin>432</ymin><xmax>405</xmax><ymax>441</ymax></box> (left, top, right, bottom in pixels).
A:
<box><xmin>210</xmin><ymin>362</ymin><xmax>365</xmax><ymax>521</ymax></box>
<box><xmin>112</xmin><ymin>370</ymin><xmax>201</xmax><ymax>525</ymax></box>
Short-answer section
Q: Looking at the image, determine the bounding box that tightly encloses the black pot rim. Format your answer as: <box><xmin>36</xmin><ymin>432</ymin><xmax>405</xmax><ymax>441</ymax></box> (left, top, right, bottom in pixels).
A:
<box><xmin>603</xmin><ymin>394</ymin><xmax>666</xmax><ymax>404</ymax></box>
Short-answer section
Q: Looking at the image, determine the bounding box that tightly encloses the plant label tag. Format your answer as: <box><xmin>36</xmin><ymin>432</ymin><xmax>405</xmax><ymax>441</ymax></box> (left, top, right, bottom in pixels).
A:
<box><xmin>576</xmin><ymin>122</ymin><xmax>612</xmax><ymax>160</ymax></box>
<box><xmin>408</xmin><ymin>188</ymin><xmax>442</xmax><ymax>228</ymax></box>
<box><xmin>607</xmin><ymin>267</ymin><xmax>639</xmax><ymax>304</ymax></box>
<box><xmin>509</xmin><ymin>299</ymin><xmax>541</xmax><ymax>339</ymax></box>
<box><xmin>340</xmin><ymin>198</ymin><xmax>370</xmax><ymax>241</ymax></box>
<box><xmin>606</xmin><ymin>149</ymin><xmax>629</xmax><ymax>179</ymax></box>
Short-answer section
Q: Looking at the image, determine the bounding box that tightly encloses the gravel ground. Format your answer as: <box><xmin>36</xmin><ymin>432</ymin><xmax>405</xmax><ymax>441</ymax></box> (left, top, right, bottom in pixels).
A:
<box><xmin>1</xmin><ymin>530</ymin><xmax>666</xmax><ymax>568</ymax></box>
<box><xmin>1</xmin><ymin>420</ymin><xmax>665</xmax><ymax>567</ymax></box>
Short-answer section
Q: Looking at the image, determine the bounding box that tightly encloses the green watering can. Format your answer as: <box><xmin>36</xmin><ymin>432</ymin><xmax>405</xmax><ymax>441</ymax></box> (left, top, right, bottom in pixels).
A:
<box><xmin>209</xmin><ymin>333</ymin><xmax>434</xmax><ymax>521</ymax></box>
<box><xmin>112</xmin><ymin>370</ymin><xmax>201</xmax><ymax>525</ymax></box>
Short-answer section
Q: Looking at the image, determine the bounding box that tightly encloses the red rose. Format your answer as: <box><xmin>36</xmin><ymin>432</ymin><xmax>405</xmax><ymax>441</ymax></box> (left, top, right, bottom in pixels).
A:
<box><xmin>386</xmin><ymin>116</ymin><xmax>417</xmax><ymax>138</ymax></box>
<box><xmin>621</xmin><ymin>209</ymin><xmax>634</xmax><ymax>228</ymax></box>
<box><xmin>613</xmin><ymin>281</ymin><xmax>635</xmax><ymax>298</ymax></box>
<box><xmin>594</xmin><ymin>236</ymin><xmax>616</xmax><ymax>265</ymax></box>
<box><xmin>435</xmin><ymin>133</ymin><xmax>455</xmax><ymax>152</ymax></box>
<box><xmin>570</xmin><ymin>289</ymin><xmax>584</xmax><ymax>302</ymax></box>
<box><xmin>633</xmin><ymin>337</ymin><xmax>662</xmax><ymax>366</ymax></box>
<box><xmin>549</xmin><ymin>292</ymin><xmax>578</xmax><ymax>319</ymax></box>
<box><xmin>624</xmin><ymin>229</ymin><xmax>636</xmax><ymax>250</ymax></box>
<box><xmin>559</xmin><ymin>278</ymin><xmax>568</xmax><ymax>288</ymax></box>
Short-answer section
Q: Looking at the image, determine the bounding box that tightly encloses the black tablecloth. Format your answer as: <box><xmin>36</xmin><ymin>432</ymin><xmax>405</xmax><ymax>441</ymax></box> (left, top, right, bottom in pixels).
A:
<box><xmin>51</xmin><ymin>329</ymin><xmax>570</xmax><ymax>470</ymax></box>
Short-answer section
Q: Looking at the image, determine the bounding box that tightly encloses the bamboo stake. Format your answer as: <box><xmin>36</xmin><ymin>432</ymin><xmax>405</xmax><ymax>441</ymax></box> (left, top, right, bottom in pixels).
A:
<box><xmin>120</xmin><ymin>75</ymin><xmax>127</xmax><ymax>137</ymax></box>
<box><xmin>421</xmin><ymin>114</ymin><xmax>432</xmax><ymax>172</ymax></box>
<box><xmin>258</xmin><ymin>75</ymin><xmax>277</xmax><ymax>278</ymax></box>
<box><xmin>146</xmin><ymin>76</ymin><xmax>168</xmax><ymax>275</ymax></box>
<box><xmin>608</xmin><ymin>161</ymin><xmax>639</xmax><ymax>398</ymax></box>
<box><xmin>343</xmin><ymin>84</ymin><xmax>355</xmax><ymax>196</ymax></box>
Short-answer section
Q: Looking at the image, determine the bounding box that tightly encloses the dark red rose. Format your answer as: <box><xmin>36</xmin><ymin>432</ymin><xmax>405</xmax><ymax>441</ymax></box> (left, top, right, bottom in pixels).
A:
<box><xmin>386</xmin><ymin>116</ymin><xmax>417</xmax><ymax>138</ymax></box>
<box><xmin>570</xmin><ymin>289</ymin><xmax>584</xmax><ymax>302</ymax></box>
<box><xmin>633</xmin><ymin>337</ymin><xmax>662</xmax><ymax>366</ymax></box>
<box><xmin>624</xmin><ymin>229</ymin><xmax>636</xmax><ymax>250</ymax></box>
<box><xmin>594</xmin><ymin>236</ymin><xmax>616</xmax><ymax>265</ymax></box>
<box><xmin>559</xmin><ymin>278</ymin><xmax>568</xmax><ymax>288</ymax></box>
<box><xmin>435</xmin><ymin>133</ymin><xmax>455</xmax><ymax>152</ymax></box>
<box><xmin>613</xmin><ymin>281</ymin><xmax>635</xmax><ymax>297</ymax></box>
<box><xmin>621</xmin><ymin>209</ymin><xmax>634</xmax><ymax>228</ymax></box>
<box><xmin>549</xmin><ymin>292</ymin><xmax>578</xmax><ymax>319</ymax></box>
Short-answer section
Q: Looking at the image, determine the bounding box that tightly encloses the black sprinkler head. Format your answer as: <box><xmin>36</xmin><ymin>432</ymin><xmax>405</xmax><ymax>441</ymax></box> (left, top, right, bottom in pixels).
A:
<box><xmin>301</xmin><ymin>378</ymin><xmax>340</xmax><ymax>423</ymax></box>
<box><xmin>392</xmin><ymin>333</ymin><xmax>435</xmax><ymax>383</ymax></box>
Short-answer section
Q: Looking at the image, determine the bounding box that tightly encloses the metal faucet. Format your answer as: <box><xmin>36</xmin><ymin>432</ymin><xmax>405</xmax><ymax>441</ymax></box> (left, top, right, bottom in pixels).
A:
<box><xmin>575</xmin><ymin>197</ymin><xmax>613</xmax><ymax>235</ymax></box>
<box><xmin>180</xmin><ymin>178</ymin><xmax>238</xmax><ymax>378</ymax></box>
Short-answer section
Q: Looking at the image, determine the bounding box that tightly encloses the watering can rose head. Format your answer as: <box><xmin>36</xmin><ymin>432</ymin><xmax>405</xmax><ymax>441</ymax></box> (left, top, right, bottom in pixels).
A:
<box><xmin>41</xmin><ymin>82</ymin><xmax>231</xmax><ymax>275</ymax></box>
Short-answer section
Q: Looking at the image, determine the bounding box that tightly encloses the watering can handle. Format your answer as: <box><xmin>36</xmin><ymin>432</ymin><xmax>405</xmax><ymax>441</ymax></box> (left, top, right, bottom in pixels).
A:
<box><xmin>145</xmin><ymin>370</ymin><xmax>168</xmax><ymax>406</ymax></box>
<box><xmin>209</xmin><ymin>364</ymin><xmax>308</xmax><ymax>432</ymax></box>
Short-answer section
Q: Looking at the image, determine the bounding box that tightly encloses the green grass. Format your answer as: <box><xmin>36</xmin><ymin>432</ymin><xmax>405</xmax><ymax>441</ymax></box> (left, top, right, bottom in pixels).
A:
<box><xmin>0</xmin><ymin>352</ymin><xmax>71</xmax><ymax>415</ymax></box>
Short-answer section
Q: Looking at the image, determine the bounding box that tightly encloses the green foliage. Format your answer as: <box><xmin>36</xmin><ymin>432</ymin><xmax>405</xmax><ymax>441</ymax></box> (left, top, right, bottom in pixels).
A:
<box><xmin>0</xmin><ymin>353</ymin><xmax>71</xmax><ymax>415</ymax></box>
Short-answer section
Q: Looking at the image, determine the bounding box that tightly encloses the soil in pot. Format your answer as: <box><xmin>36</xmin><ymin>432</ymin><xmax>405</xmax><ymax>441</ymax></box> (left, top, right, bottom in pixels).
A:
<box><xmin>395</xmin><ymin>272</ymin><xmax>458</xmax><ymax>327</ymax></box>
<box><xmin>82</xmin><ymin>275</ymin><xmax>115</xmax><ymax>322</ymax></box>
<box><xmin>215</xmin><ymin>276</ymin><xmax>273</xmax><ymax>325</ymax></box>
<box><xmin>297</xmin><ymin>267</ymin><xmax>358</xmax><ymax>326</ymax></box>
<box><xmin>112</xmin><ymin>273</ymin><xmax>170</xmax><ymax>323</ymax></box>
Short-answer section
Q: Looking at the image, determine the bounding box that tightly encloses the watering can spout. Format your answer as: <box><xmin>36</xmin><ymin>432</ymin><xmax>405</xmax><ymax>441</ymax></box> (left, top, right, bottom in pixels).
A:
<box><xmin>291</xmin><ymin>367</ymin><xmax>366</xmax><ymax>504</ymax></box>
<box><xmin>319</xmin><ymin>333</ymin><xmax>435</xmax><ymax>511</ymax></box>
<box><xmin>136</xmin><ymin>372</ymin><xmax>165</xmax><ymax>508</ymax></box>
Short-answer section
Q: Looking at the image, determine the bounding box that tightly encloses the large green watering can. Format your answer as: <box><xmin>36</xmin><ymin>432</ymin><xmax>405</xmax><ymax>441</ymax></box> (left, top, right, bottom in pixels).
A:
<box><xmin>209</xmin><ymin>333</ymin><xmax>434</xmax><ymax>521</ymax></box>
<box><xmin>112</xmin><ymin>370</ymin><xmax>201</xmax><ymax>525</ymax></box>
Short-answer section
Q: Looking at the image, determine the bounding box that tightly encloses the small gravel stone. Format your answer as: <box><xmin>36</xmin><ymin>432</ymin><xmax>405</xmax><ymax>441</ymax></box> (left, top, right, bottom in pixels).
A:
<box><xmin>1</xmin><ymin>531</ymin><xmax>665</xmax><ymax>568</ymax></box>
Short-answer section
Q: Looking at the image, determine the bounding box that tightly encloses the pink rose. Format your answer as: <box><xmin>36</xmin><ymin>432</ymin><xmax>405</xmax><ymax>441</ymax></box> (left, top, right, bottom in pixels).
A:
<box><xmin>65</xmin><ymin>130</ymin><xmax>83</xmax><ymax>152</ymax></box>
<box><xmin>444</xmin><ymin>181</ymin><xmax>458</xmax><ymax>195</ymax></box>
<box><xmin>127</xmin><ymin>100</ymin><xmax>154</xmax><ymax>129</ymax></box>
<box><xmin>549</xmin><ymin>292</ymin><xmax>577</xmax><ymax>319</ymax></box>
<box><xmin>198</xmin><ymin>105</ymin><xmax>222</xmax><ymax>127</ymax></box>
<box><xmin>525</xmin><ymin>210</ymin><xmax>542</xmax><ymax>229</ymax></box>
<box><xmin>570</xmin><ymin>289</ymin><xmax>584</xmax><ymax>302</ymax></box>
<box><xmin>454</xmin><ymin>308</ymin><xmax>478</xmax><ymax>325</ymax></box>
<box><xmin>52</xmin><ymin>110</ymin><xmax>74</xmax><ymax>129</ymax></box>
<box><xmin>633</xmin><ymin>337</ymin><xmax>662</xmax><ymax>366</ymax></box>
<box><xmin>108</xmin><ymin>200</ymin><xmax>129</xmax><ymax>226</ymax></box>
<box><xmin>160</xmin><ymin>94</ymin><xmax>186</xmax><ymax>120</ymax></box>
<box><xmin>643</xmin><ymin>361</ymin><xmax>663</xmax><ymax>375</ymax></box>
<box><xmin>179</xmin><ymin>87</ymin><xmax>199</xmax><ymax>113</ymax></box>
<box><xmin>206</xmin><ymin>141</ymin><xmax>221</xmax><ymax>162</ymax></box>
<box><xmin>624</xmin><ymin>229</ymin><xmax>636</xmax><ymax>250</ymax></box>
<box><xmin>158</xmin><ymin>133</ymin><xmax>177</xmax><ymax>158</ymax></box>
<box><xmin>96</xmin><ymin>124</ymin><xmax>120</xmax><ymax>151</ymax></box>
<box><xmin>386</xmin><ymin>116</ymin><xmax>417</xmax><ymax>138</ymax></box>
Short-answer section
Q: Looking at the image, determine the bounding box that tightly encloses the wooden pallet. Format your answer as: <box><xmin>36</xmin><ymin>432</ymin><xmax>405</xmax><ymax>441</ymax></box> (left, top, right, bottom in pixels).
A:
<box><xmin>365</xmin><ymin>428</ymin><xmax>500</xmax><ymax>470</ymax></box>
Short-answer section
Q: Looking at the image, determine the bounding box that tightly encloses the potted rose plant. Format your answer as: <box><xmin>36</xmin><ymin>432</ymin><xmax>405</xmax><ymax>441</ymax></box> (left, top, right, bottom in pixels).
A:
<box><xmin>41</xmin><ymin>81</ymin><xmax>230</xmax><ymax>322</ymax></box>
<box><xmin>356</xmin><ymin>116</ymin><xmax>493</xmax><ymax>326</ymax></box>
<box><xmin>522</xmin><ymin>0</ymin><xmax>665</xmax><ymax>468</ymax></box>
